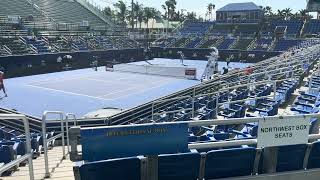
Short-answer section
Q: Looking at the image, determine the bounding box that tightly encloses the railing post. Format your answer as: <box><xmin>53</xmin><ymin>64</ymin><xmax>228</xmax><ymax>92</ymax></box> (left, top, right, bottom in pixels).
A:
<box><xmin>66</xmin><ymin>113</ymin><xmax>77</xmax><ymax>154</ymax></box>
<box><xmin>41</xmin><ymin>111</ymin><xmax>65</xmax><ymax>178</ymax></box>
<box><xmin>192</xmin><ymin>87</ymin><xmax>196</xmax><ymax>118</ymax></box>
<box><xmin>151</xmin><ymin>102</ymin><xmax>154</xmax><ymax>121</ymax></box>
<box><xmin>23</xmin><ymin>116</ymin><xmax>35</xmax><ymax>180</ymax></box>
<box><xmin>41</xmin><ymin>114</ymin><xmax>50</xmax><ymax>178</ymax></box>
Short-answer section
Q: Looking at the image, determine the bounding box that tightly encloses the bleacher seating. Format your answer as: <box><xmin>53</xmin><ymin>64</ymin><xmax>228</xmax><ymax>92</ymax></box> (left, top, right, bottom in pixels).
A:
<box><xmin>32</xmin><ymin>0</ymin><xmax>107</xmax><ymax>29</ymax></box>
<box><xmin>232</xmin><ymin>38</ymin><xmax>253</xmax><ymax>50</ymax></box>
<box><xmin>253</xmin><ymin>39</ymin><xmax>273</xmax><ymax>51</ymax></box>
<box><xmin>0</xmin><ymin>124</ymin><xmax>54</xmax><ymax>176</ymax></box>
<box><xmin>217</xmin><ymin>38</ymin><xmax>235</xmax><ymax>49</ymax></box>
<box><xmin>158</xmin><ymin>152</ymin><xmax>200</xmax><ymax>180</ymax></box>
<box><xmin>303</xmin><ymin>19</ymin><xmax>320</xmax><ymax>36</ymax></box>
<box><xmin>186</xmin><ymin>37</ymin><xmax>201</xmax><ymax>48</ymax></box>
<box><xmin>197</xmin><ymin>37</ymin><xmax>221</xmax><ymax>48</ymax></box>
<box><xmin>77</xmin><ymin>157</ymin><xmax>141</xmax><ymax>180</ymax></box>
<box><xmin>273</xmin><ymin>39</ymin><xmax>302</xmax><ymax>51</ymax></box>
<box><xmin>180</xmin><ymin>21</ymin><xmax>214</xmax><ymax>35</ymax></box>
<box><xmin>205</xmin><ymin>147</ymin><xmax>256</xmax><ymax>179</ymax></box>
<box><xmin>269</xmin><ymin>20</ymin><xmax>303</xmax><ymax>36</ymax></box>
<box><xmin>0</xmin><ymin>0</ymin><xmax>42</xmax><ymax>18</ymax></box>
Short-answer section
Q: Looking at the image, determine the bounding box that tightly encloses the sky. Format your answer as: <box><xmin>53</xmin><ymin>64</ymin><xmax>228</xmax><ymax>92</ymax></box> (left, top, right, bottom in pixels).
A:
<box><xmin>89</xmin><ymin>0</ymin><xmax>309</xmax><ymax>17</ymax></box>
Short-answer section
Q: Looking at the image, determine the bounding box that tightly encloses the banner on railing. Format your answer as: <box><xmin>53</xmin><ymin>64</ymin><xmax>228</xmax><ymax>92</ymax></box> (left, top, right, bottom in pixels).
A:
<box><xmin>257</xmin><ymin>116</ymin><xmax>310</xmax><ymax>148</ymax></box>
<box><xmin>81</xmin><ymin>122</ymin><xmax>189</xmax><ymax>161</ymax></box>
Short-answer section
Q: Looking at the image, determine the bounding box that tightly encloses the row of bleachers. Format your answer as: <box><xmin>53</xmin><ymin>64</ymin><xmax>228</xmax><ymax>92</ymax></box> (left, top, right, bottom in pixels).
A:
<box><xmin>273</xmin><ymin>39</ymin><xmax>303</xmax><ymax>51</ymax></box>
<box><xmin>75</xmin><ymin>142</ymin><xmax>320</xmax><ymax>180</ymax></box>
<box><xmin>291</xmin><ymin>69</ymin><xmax>320</xmax><ymax>115</ymax></box>
<box><xmin>234</xmin><ymin>24</ymin><xmax>259</xmax><ymax>36</ymax></box>
<box><xmin>252</xmin><ymin>38</ymin><xmax>273</xmax><ymax>51</ymax></box>
<box><xmin>217</xmin><ymin>38</ymin><xmax>235</xmax><ymax>49</ymax></box>
<box><xmin>303</xmin><ymin>19</ymin><xmax>320</xmax><ymax>35</ymax></box>
<box><xmin>32</xmin><ymin>0</ymin><xmax>107</xmax><ymax>29</ymax></box>
<box><xmin>231</xmin><ymin>38</ymin><xmax>253</xmax><ymax>50</ymax></box>
<box><xmin>0</xmin><ymin>35</ymin><xmax>139</xmax><ymax>55</ymax></box>
<box><xmin>24</xmin><ymin>37</ymin><xmax>52</xmax><ymax>53</ymax></box>
<box><xmin>197</xmin><ymin>37</ymin><xmax>221</xmax><ymax>48</ymax></box>
<box><xmin>186</xmin><ymin>37</ymin><xmax>202</xmax><ymax>48</ymax></box>
<box><xmin>170</xmin><ymin>37</ymin><xmax>190</xmax><ymax>48</ymax></box>
<box><xmin>0</xmin><ymin>37</ymin><xmax>33</xmax><ymax>55</ymax></box>
<box><xmin>0</xmin><ymin>0</ymin><xmax>42</xmax><ymax>18</ymax></box>
<box><xmin>180</xmin><ymin>21</ymin><xmax>214</xmax><ymax>35</ymax></box>
<box><xmin>0</xmin><ymin>124</ymin><xmax>56</xmax><ymax>176</ymax></box>
<box><xmin>268</xmin><ymin>20</ymin><xmax>304</xmax><ymax>36</ymax></box>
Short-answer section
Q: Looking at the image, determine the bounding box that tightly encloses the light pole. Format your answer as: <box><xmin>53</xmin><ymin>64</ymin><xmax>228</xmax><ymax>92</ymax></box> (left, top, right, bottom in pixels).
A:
<box><xmin>131</xmin><ymin>0</ymin><xmax>134</xmax><ymax>30</ymax></box>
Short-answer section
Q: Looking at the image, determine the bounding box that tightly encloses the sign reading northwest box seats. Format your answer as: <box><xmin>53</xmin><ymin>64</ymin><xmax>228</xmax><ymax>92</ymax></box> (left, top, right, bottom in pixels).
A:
<box><xmin>257</xmin><ymin>117</ymin><xmax>310</xmax><ymax>148</ymax></box>
<box><xmin>81</xmin><ymin>123</ymin><xmax>189</xmax><ymax>161</ymax></box>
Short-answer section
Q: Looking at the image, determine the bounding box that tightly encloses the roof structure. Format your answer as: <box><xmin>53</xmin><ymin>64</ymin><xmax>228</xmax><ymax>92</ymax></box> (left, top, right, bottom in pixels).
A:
<box><xmin>217</xmin><ymin>2</ymin><xmax>262</xmax><ymax>12</ymax></box>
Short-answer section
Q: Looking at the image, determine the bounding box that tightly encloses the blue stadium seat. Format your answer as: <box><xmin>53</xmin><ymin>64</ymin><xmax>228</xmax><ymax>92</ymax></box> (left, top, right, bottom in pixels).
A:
<box><xmin>0</xmin><ymin>145</ymin><xmax>15</xmax><ymax>164</ymax></box>
<box><xmin>205</xmin><ymin>147</ymin><xmax>256</xmax><ymax>179</ymax></box>
<box><xmin>78</xmin><ymin>157</ymin><xmax>141</xmax><ymax>180</ymax></box>
<box><xmin>307</xmin><ymin>141</ymin><xmax>320</xmax><ymax>169</ymax></box>
<box><xmin>158</xmin><ymin>152</ymin><xmax>201</xmax><ymax>180</ymax></box>
<box><xmin>276</xmin><ymin>144</ymin><xmax>307</xmax><ymax>172</ymax></box>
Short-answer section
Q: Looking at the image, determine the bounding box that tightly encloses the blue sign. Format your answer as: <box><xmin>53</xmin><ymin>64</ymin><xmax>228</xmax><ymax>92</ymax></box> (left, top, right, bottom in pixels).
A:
<box><xmin>81</xmin><ymin>123</ymin><xmax>189</xmax><ymax>161</ymax></box>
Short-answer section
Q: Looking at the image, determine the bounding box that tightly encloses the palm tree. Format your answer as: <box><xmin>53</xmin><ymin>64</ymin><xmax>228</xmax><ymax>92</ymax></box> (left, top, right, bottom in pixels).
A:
<box><xmin>299</xmin><ymin>9</ymin><xmax>308</xmax><ymax>20</ymax></box>
<box><xmin>163</xmin><ymin>0</ymin><xmax>177</xmax><ymax>20</ymax></box>
<box><xmin>277</xmin><ymin>9</ymin><xmax>285</xmax><ymax>20</ymax></box>
<box><xmin>132</xmin><ymin>2</ymin><xmax>143</xmax><ymax>28</ymax></box>
<box><xmin>143</xmin><ymin>7</ymin><xmax>153</xmax><ymax>33</ymax></box>
<box><xmin>265</xmin><ymin>6</ymin><xmax>273</xmax><ymax>16</ymax></box>
<box><xmin>283</xmin><ymin>8</ymin><xmax>292</xmax><ymax>20</ymax></box>
<box><xmin>150</xmin><ymin>8</ymin><xmax>161</xmax><ymax>30</ymax></box>
<box><xmin>186</xmin><ymin>12</ymin><xmax>197</xmax><ymax>20</ymax></box>
<box><xmin>161</xmin><ymin>5</ymin><xmax>168</xmax><ymax>19</ymax></box>
<box><xmin>103</xmin><ymin>7</ymin><xmax>116</xmax><ymax>23</ymax></box>
<box><xmin>114</xmin><ymin>0</ymin><xmax>127</xmax><ymax>23</ymax></box>
<box><xmin>207</xmin><ymin>3</ymin><xmax>215</xmax><ymax>21</ymax></box>
<box><xmin>137</xmin><ymin>9</ymin><xmax>144</xmax><ymax>29</ymax></box>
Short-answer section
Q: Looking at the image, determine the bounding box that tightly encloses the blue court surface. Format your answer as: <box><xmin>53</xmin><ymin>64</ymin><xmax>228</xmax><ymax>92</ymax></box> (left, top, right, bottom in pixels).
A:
<box><xmin>0</xmin><ymin>58</ymin><xmax>250</xmax><ymax>118</ymax></box>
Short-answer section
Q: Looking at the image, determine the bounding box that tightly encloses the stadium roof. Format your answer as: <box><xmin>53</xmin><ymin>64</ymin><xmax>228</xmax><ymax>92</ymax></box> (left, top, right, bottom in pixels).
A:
<box><xmin>217</xmin><ymin>2</ymin><xmax>262</xmax><ymax>12</ymax></box>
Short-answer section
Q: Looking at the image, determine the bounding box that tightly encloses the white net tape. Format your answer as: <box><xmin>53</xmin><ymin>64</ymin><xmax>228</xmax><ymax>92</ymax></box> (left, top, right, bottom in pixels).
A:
<box><xmin>112</xmin><ymin>64</ymin><xmax>197</xmax><ymax>79</ymax></box>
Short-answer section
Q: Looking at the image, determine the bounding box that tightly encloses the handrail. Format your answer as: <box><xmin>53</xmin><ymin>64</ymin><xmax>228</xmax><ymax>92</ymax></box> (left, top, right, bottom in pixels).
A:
<box><xmin>41</xmin><ymin>111</ymin><xmax>65</xmax><ymax>178</ymax></box>
<box><xmin>0</xmin><ymin>114</ymin><xmax>34</xmax><ymax>180</ymax></box>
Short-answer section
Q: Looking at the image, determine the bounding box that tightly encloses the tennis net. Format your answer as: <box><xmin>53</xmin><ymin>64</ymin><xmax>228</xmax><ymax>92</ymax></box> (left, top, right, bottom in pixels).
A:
<box><xmin>111</xmin><ymin>64</ymin><xmax>197</xmax><ymax>79</ymax></box>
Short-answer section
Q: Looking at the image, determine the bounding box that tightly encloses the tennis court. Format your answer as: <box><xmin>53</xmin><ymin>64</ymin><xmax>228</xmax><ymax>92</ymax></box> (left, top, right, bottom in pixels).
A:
<box><xmin>0</xmin><ymin>58</ymin><xmax>251</xmax><ymax>118</ymax></box>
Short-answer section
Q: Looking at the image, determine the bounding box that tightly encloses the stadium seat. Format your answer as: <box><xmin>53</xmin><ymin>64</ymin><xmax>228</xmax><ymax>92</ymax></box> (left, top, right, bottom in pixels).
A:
<box><xmin>158</xmin><ymin>152</ymin><xmax>201</xmax><ymax>180</ymax></box>
<box><xmin>78</xmin><ymin>157</ymin><xmax>141</xmax><ymax>180</ymax></box>
<box><xmin>307</xmin><ymin>141</ymin><xmax>320</xmax><ymax>169</ymax></box>
<box><xmin>276</xmin><ymin>144</ymin><xmax>307</xmax><ymax>172</ymax></box>
<box><xmin>204</xmin><ymin>147</ymin><xmax>256</xmax><ymax>179</ymax></box>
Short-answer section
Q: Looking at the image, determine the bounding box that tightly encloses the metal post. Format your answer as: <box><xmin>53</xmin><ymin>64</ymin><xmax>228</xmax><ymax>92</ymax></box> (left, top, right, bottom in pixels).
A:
<box><xmin>42</xmin><ymin>111</ymin><xmax>65</xmax><ymax>178</ymax></box>
<box><xmin>273</xmin><ymin>81</ymin><xmax>277</xmax><ymax>100</ymax></box>
<box><xmin>66</xmin><ymin>113</ymin><xmax>77</xmax><ymax>154</ymax></box>
<box><xmin>23</xmin><ymin>116</ymin><xmax>35</xmax><ymax>180</ymax></box>
<box><xmin>192</xmin><ymin>87</ymin><xmax>196</xmax><ymax>118</ymax></box>
<box><xmin>41</xmin><ymin>114</ymin><xmax>49</xmax><ymax>178</ymax></box>
<box><xmin>151</xmin><ymin>103</ymin><xmax>154</xmax><ymax>121</ymax></box>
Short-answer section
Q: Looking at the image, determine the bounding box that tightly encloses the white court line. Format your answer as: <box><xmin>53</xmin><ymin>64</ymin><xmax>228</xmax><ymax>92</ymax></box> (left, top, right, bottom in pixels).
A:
<box><xmin>27</xmin><ymin>71</ymin><xmax>101</xmax><ymax>84</ymax></box>
<box><xmin>100</xmin><ymin>79</ymin><xmax>178</xmax><ymax>100</ymax></box>
<box><xmin>98</xmin><ymin>78</ymin><xmax>172</xmax><ymax>98</ymax></box>
<box><xmin>26</xmin><ymin>84</ymin><xmax>115</xmax><ymax>101</ymax></box>
<box><xmin>29</xmin><ymin>71</ymin><xmax>140</xmax><ymax>85</ymax></box>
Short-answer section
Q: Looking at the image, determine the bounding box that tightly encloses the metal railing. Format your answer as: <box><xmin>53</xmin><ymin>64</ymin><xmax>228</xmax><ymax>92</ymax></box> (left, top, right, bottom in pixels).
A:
<box><xmin>0</xmin><ymin>114</ymin><xmax>34</xmax><ymax>180</ymax></box>
<box><xmin>41</xmin><ymin>111</ymin><xmax>65</xmax><ymax>178</ymax></box>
